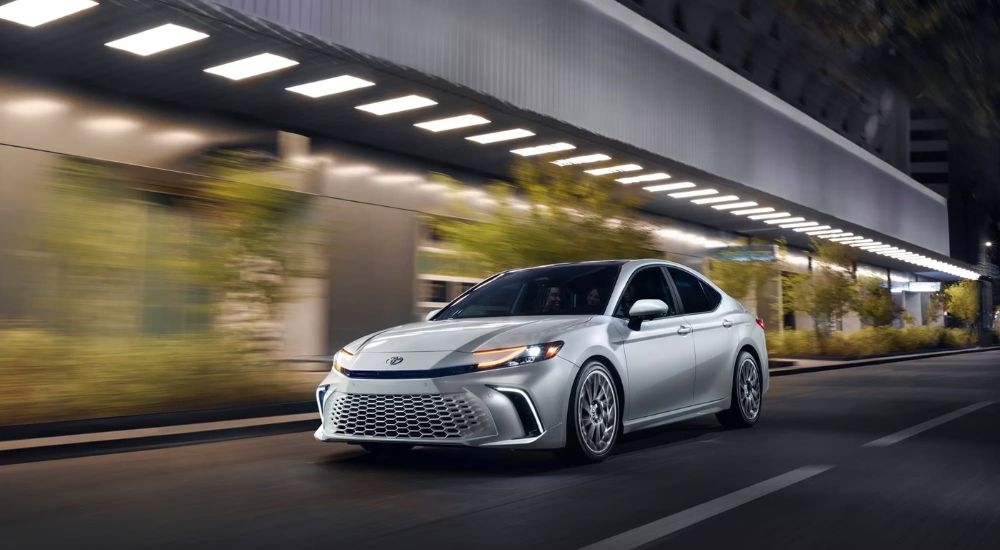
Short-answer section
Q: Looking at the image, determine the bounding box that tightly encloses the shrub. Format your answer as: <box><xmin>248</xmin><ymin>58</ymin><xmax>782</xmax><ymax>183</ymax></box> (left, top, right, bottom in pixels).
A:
<box><xmin>766</xmin><ymin>326</ymin><xmax>977</xmax><ymax>358</ymax></box>
<box><xmin>0</xmin><ymin>329</ymin><xmax>311</xmax><ymax>426</ymax></box>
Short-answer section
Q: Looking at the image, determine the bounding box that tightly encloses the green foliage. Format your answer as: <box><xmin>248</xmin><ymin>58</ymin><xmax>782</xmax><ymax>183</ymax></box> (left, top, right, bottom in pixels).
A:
<box><xmin>707</xmin><ymin>257</ymin><xmax>779</xmax><ymax>303</ymax></box>
<box><xmin>783</xmin><ymin>239</ymin><xmax>859</xmax><ymax>334</ymax></box>
<box><xmin>855</xmin><ymin>277</ymin><xmax>900</xmax><ymax>326</ymax></box>
<box><xmin>35</xmin><ymin>152</ymin><xmax>320</xmax><ymax>336</ymax></box>
<box><xmin>767</xmin><ymin>326</ymin><xmax>977</xmax><ymax>358</ymax></box>
<box><xmin>779</xmin><ymin>0</ymin><xmax>1000</xmax><ymax>136</ymax></box>
<box><xmin>432</xmin><ymin>159</ymin><xmax>659</xmax><ymax>273</ymax></box>
<box><xmin>0</xmin><ymin>329</ymin><xmax>310</xmax><ymax>426</ymax></box>
<box><xmin>943</xmin><ymin>280</ymin><xmax>979</xmax><ymax>326</ymax></box>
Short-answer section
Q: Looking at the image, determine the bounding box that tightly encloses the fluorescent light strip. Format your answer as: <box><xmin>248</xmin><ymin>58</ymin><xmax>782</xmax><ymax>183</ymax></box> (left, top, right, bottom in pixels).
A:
<box><xmin>807</xmin><ymin>228</ymin><xmax>844</xmax><ymax>235</ymax></box>
<box><xmin>356</xmin><ymin>95</ymin><xmax>437</xmax><ymax>115</ymax></box>
<box><xmin>105</xmin><ymin>24</ymin><xmax>208</xmax><ymax>56</ymax></box>
<box><xmin>285</xmin><ymin>75</ymin><xmax>375</xmax><ymax>98</ymax></box>
<box><xmin>795</xmin><ymin>225</ymin><xmax>831</xmax><ymax>233</ymax></box>
<box><xmin>830</xmin><ymin>236</ymin><xmax>865</xmax><ymax>242</ymax></box>
<box><xmin>780</xmin><ymin>221</ymin><xmax>819</xmax><ymax>229</ymax></box>
<box><xmin>691</xmin><ymin>195</ymin><xmax>739</xmax><ymax>205</ymax></box>
<box><xmin>511</xmin><ymin>142</ymin><xmax>575</xmax><ymax>156</ymax></box>
<box><xmin>642</xmin><ymin>182</ymin><xmax>695</xmax><ymax>192</ymax></box>
<box><xmin>466</xmin><ymin>128</ymin><xmax>534</xmax><ymax>144</ymax></box>
<box><xmin>204</xmin><ymin>53</ymin><xmax>298</xmax><ymax>80</ymax></box>
<box><xmin>414</xmin><ymin>114</ymin><xmax>490</xmax><ymax>132</ymax></box>
<box><xmin>857</xmin><ymin>242</ymin><xmax>886</xmax><ymax>249</ymax></box>
<box><xmin>823</xmin><ymin>233</ymin><xmax>854</xmax><ymax>240</ymax></box>
<box><xmin>585</xmin><ymin>164</ymin><xmax>642</xmax><ymax>176</ymax></box>
<box><xmin>552</xmin><ymin>154</ymin><xmax>610</xmax><ymax>166</ymax></box>
<box><xmin>713</xmin><ymin>201</ymin><xmax>758</xmax><ymax>210</ymax></box>
<box><xmin>669</xmin><ymin>188</ymin><xmax>718</xmax><ymax>199</ymax></box>
<box><xmin>847</xmin><ymin>239</ymin><xmax>875</xmax><ymax>246</ymax></box>
<box><xmin>748</xmin><ymin>212</ymin><xmax>791</xmax><ymax>220</ymax></box>
<box><xmin>864</xmin><ymin>245</ymin><xmax>894</xmax><ymax>251</ymax></box>
<box><xmin>765</xmin><ymin>216</ymin><xmax>804</xmax><ymax>225</ymax></box>
<box><xmin>0</xmin><ymin>0</ymin><xmax>97</xmax><ymax>27</ymax></box>
<box><xmin>616</xmin><ymin>172</ymin><xmax>671</xmax><ymax>184</ymax></box>
<box><xmin>731</xmin><ymin>207</ymin><xmax>774</xmax><ymax>216</ymax></box>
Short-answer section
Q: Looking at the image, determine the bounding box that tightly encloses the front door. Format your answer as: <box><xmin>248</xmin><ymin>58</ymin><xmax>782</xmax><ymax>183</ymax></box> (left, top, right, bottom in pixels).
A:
<box><xmin>614</xmin><ymin>267</ymin><xmax>696</xmax><ymax>420</ymax></box>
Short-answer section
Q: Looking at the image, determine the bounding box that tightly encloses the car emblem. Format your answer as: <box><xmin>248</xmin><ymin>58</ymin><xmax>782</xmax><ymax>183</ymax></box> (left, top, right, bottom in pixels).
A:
<box><xmin>387</xmin><ymin>356</ymin><xmax>404</xmax><ymax>366</ymax></box>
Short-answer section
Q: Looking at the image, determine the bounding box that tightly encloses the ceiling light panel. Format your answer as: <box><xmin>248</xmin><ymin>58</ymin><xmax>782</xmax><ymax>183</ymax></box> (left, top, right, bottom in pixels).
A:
<box><xmin>616</xmin><ymin>172</ymin><xmax>671</xmax><ymax>184</ymax></box>
<box><xmin>713</xmin><ymin>201</ymin><xmax>758</xmax><ymax>210</ymax></box>
<box><xmin>204</xmin><ymin>53</ymin><xmax>298</xmax><ymax>80</ymax></box>
<box><xmin>0</xmin><ymin>0</ymin><xmax>97</xmax><ymax>28</ymax></box>
<box><xmin>669</xmin><ymin>189</ymin><xmax>718</xmax><ymax>199</ymax></box>
<box><xmin>466</xmin><ymin>128</ymin><xmax>534</xmax><ymax>144</ymax></box>
<box><xmin>552</xmin><ymin>154</ymin><xmax>610</xmax><ymax>166</ymax></box>
<box><xmin>764</xmin><ymin>216</ymin><xmax>804</xmax><ymax>225</ymax></box>
<box><xmin>644</xmin><ymin>182</ymin><xmax>696</xmax><ymax>193</ymax></box>
<box><xmin>780</xmin><ymin>221</ymin><xmax>819</xmax><ymax>229</ymax></box>
<box><xmin>355</xmin><ymin>95</ymin><xmax>437</xmax><ymax>115</ymax></box>
<box><xmin>285</xmin><ymin>75</ymin><xmax>375</xmax><ymax>98</ymax></box>
<box><xmin>584</xmin><ymin>164</ymin><xmax>642</xmax><ymax>176</ymax></box>
<box><xmin>807</xmin><ymin>228</ymin><xmax>844</xmax><ymax>235</ymax></box>
<box><xmin>511</xmin><ymin>142</ymin><xmax>575</xmax><ymax>156</ymax></box>
<box><xmin>691</xmin><ymin>195</ymin><xmax>739</xmax><ymax>205</ymax></box>
<box><xmin>748</xmin><ymin>212</ymin><xmax>791</xmax><ymax>220</ymax></box>
<box><xmin>105</xmin><ymin>24</ymin><xmax>208</xmax><ymax>56</ymax></box>
<box><xmin>414</xmin><ymin>114</ymin><xmax>490</xmax><ymax>132</ymax></box>
<box><xmin>794</xmin><ymin>225</ymin><xmax>831</xmax><ymax>232</ymax></box>
<box><xmin>731</xmin><ymin>207</ymin><xmax>774</xmax><ymax>215</ymax></box>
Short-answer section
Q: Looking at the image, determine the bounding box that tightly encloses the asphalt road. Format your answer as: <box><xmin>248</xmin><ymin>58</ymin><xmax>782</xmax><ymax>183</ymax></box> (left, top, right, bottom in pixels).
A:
<box><xmin>2</xmin><ymin>351</ymin><xmax>999</xmax><ymax>550</ymax></box>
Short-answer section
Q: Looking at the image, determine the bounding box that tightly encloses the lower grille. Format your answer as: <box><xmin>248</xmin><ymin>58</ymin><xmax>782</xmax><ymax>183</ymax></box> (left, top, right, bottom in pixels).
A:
<box><xmin>326</xmin><ymin>392</ymin><xmax>495</xmax><ymax>440</ymax></box>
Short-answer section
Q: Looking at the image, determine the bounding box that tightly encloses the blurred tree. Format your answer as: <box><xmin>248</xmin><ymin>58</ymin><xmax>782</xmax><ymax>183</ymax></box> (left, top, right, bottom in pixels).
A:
<box><xmin>37</xmin><ymin>151</ymin><xmax>320</xmax><ymax>348</ymax></box>
<box><xmin>432</xmin><ymin>159</ymin><xmax>659</xmax><ymax>273</ymax></box>
<box><xmin>780</xmin><ymin>0</ymin><xmax>1000</xmax><ymax>136</ymax></box>
<box><xmin>855</xmin><ymin>276</ymin><xmax>900</xmax><ymax>326</ymax></box>
<box><xmin>706</xmin><ymin>238</ymin><xmax>781</xmax><ymax>311</ymax></box>
<box><xmin>943</xmin><ymin>279</ymin><xmax>980</xmax><ymax>327</ymax></box>
<box><xmin>783</xmin><ymin>238</ymin><xmax>860</xmax><ymax>336</ymax></box>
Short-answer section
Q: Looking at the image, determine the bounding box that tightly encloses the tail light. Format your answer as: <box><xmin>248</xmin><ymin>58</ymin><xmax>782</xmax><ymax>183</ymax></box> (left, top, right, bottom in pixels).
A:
<box><xmin>755</xmin><ymin>318</ymin><xmax>766</xmax><ymax>330</ymax></box>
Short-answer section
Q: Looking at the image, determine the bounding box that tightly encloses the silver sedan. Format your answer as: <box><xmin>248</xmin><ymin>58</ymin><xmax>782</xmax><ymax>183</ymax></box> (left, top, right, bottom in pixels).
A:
<box><xmin>315</xmin><ymin>259</ymin><xmax>768</xmax><ymax>462</ymax></box>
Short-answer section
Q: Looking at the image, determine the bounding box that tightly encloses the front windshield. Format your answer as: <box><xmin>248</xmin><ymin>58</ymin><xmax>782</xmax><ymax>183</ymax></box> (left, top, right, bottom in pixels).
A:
<box><xmin>435</xmin><ymin>263</ymin><xmax>622</xmax><ymax>319</ymax></box>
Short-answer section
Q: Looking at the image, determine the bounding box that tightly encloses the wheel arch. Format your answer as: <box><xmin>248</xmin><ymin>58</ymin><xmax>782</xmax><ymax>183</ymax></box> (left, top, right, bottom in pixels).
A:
<box><xmin>581</xmin><ymin>354</ymin><xmax>626</xmax><ymax>416</ymax></box>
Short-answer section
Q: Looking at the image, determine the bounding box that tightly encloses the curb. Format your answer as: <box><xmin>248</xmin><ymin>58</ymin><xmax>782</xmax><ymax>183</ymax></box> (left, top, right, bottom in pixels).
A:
<box><xmin>769</xmin><ymin>345</ymin><xmax>1000</xmax><ymax>376</ymax></box>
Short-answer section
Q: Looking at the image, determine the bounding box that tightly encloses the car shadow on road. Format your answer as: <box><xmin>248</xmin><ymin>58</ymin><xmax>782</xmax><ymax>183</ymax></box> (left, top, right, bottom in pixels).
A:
<box><xmin>317</xmin><ymin>418</ymin><xmax>723</xmax><ymax>476</ymax></box>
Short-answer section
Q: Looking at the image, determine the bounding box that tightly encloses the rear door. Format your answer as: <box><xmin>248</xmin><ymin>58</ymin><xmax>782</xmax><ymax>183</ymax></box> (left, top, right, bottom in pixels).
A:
<box><xmin>666</xmin><ymin>267</ymin><xmax>739</xmax><ymax>405</ymax></box>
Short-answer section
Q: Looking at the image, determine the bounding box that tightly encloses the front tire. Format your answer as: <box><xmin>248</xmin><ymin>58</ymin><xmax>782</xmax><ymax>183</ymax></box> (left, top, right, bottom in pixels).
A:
<box><xmin>559</xmin><ymin>361</ymin><xmax>620</xmax><ymax>463</ymax></box>
<box><xmin>717</xmin><ymin>350</ymin><xmax>762</xmax><ymax>428</ymax></box>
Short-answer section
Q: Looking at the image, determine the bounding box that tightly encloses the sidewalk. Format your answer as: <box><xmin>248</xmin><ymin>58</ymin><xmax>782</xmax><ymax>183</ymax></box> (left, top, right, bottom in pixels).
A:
<box><xmin>769</xmin><ymin>345</ymin><xmax>1000</xmax><ymax>376</ymax></box>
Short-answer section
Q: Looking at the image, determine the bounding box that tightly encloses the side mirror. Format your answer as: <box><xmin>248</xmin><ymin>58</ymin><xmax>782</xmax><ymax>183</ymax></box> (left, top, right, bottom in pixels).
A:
<box><xmin>628</xmin><ymin>299</ymin><xmax>669</xmax><ymax>329</ymax></box>
<box><xmin>425</xmin><ymin>309</ymin><xmax>441</xmax><ymax>321</ymax></box>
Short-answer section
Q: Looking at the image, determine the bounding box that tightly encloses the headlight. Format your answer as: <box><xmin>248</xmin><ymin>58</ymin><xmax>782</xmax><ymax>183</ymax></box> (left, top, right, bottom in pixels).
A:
<box><xmin>332</xmin><ymin>348</ymin><xmax>356</xmax><ymax>374</ymax></box>
<box><xmin>473</xmin><ymin>341</ymin><xmax>563</xmax><ymax>370</ymax></box>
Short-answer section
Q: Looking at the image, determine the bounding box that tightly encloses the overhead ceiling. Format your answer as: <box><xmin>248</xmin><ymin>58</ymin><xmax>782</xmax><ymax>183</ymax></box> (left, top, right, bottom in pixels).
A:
<box><xmin>0</xmin><ymin>0</ymin><xmax>978</xmax><ymax>279</ymax></box>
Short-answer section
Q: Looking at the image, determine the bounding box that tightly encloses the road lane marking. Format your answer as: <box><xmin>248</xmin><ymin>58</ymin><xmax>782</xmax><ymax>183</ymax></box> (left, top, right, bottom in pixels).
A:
<box><xmin>864</xmin><ymin>401</ymin><xmax>995</xmax><ymax>448</ymax></box>
<box><xmin>579</xmin><ymin>465</ymin><xmax>834</xmax><ymax>550</ymax></box>
<box><xmin>0</xmin><ymin>413</ymin><xmax>318</xmax><ymax>452</ymax></box>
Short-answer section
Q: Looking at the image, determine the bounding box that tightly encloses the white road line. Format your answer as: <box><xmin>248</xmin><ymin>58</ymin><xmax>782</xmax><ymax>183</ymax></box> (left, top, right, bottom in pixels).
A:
<box><xmin>863</xmin><ymin>401</ymin><xmax>995</xmax><ymax>448</ymax></box>
<box><xmin>0</xmin><ymin>413</ymin><xmax>318</xmax><ymax>452</ymax></box>
<box><xmin>579</xmin><ymin>465</ymin><xmax>834</xmax><ymax>550</ymax></box>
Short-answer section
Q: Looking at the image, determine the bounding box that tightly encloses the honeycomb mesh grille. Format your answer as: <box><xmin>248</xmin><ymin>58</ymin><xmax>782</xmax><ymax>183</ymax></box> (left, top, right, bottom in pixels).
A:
<box><xmin>326</xmin><ymin>392</ymin><xmax>495</xmax><ymax>440</ymax></box>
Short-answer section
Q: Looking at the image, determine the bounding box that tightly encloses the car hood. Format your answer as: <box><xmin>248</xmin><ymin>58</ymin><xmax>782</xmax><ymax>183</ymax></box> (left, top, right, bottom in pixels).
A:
<box><xmin>355</xmin><ymin>316</ymin><xmax>593</xmax><ymax>354</ymax></box>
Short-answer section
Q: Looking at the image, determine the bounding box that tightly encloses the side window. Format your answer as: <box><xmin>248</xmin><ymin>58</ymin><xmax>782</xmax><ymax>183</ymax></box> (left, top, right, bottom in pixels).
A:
<box><xmin>667</xmin><ymin>267</ymin><xmax>715</xmax><ymax>314</ymax></box>
<box><xmin>700</xmin><ymin>281</ymin><xmax>722</xmax><ymax>309</ymax></box>
<box><xmin>614</xmin><ymin>267</ymin><xmax>677</xmax><ymax>318</ymax></box>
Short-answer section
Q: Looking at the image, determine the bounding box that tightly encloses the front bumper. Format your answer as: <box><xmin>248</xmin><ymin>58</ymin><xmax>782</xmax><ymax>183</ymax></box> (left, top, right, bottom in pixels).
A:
<box><xmin>313</xmin><ymin>356</ymin><xmax>578</xmax><ymax>450</ymax></box>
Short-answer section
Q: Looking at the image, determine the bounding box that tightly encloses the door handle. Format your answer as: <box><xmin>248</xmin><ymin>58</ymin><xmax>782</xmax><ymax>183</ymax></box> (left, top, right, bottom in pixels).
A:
<box><xmin>677</xmin><ymin>325</ymin><xmax>693</xmax><ymax>335</ymax></box>
<box><xmin>722</xmin><ymin>319</ymin><xmax>733</xmax><ymax>328</ymax></box>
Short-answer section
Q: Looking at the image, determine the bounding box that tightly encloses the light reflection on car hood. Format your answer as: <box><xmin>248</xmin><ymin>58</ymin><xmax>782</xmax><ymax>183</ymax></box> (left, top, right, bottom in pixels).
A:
<box><xmin>357</xmin><ymin>316</ymin><xmax>595</xmax><ymax>353</ymax></box>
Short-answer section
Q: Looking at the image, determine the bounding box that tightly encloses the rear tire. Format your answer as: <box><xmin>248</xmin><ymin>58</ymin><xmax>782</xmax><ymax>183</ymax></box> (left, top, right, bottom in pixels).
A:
<box><xmin>360</xmin><ymin>442</ymin><xmax>414</xmax><ymax>455</ymax></box>
<box><xmin>558</xmin><ymin>361</ymin><xmax>620</xmax><ymax>463</ymax></box>
<box><xmin>717</xmin><ymin>350</ymin><xmax>762</xmax><ymax>428</ymax></box>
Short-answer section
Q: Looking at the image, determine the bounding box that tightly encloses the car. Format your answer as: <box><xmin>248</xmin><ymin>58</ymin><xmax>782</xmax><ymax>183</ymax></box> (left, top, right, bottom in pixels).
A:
<box><xmin>314</xmin><ymin>259</ymin><xmax>768</xmax><ymax>462</ymax></box>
